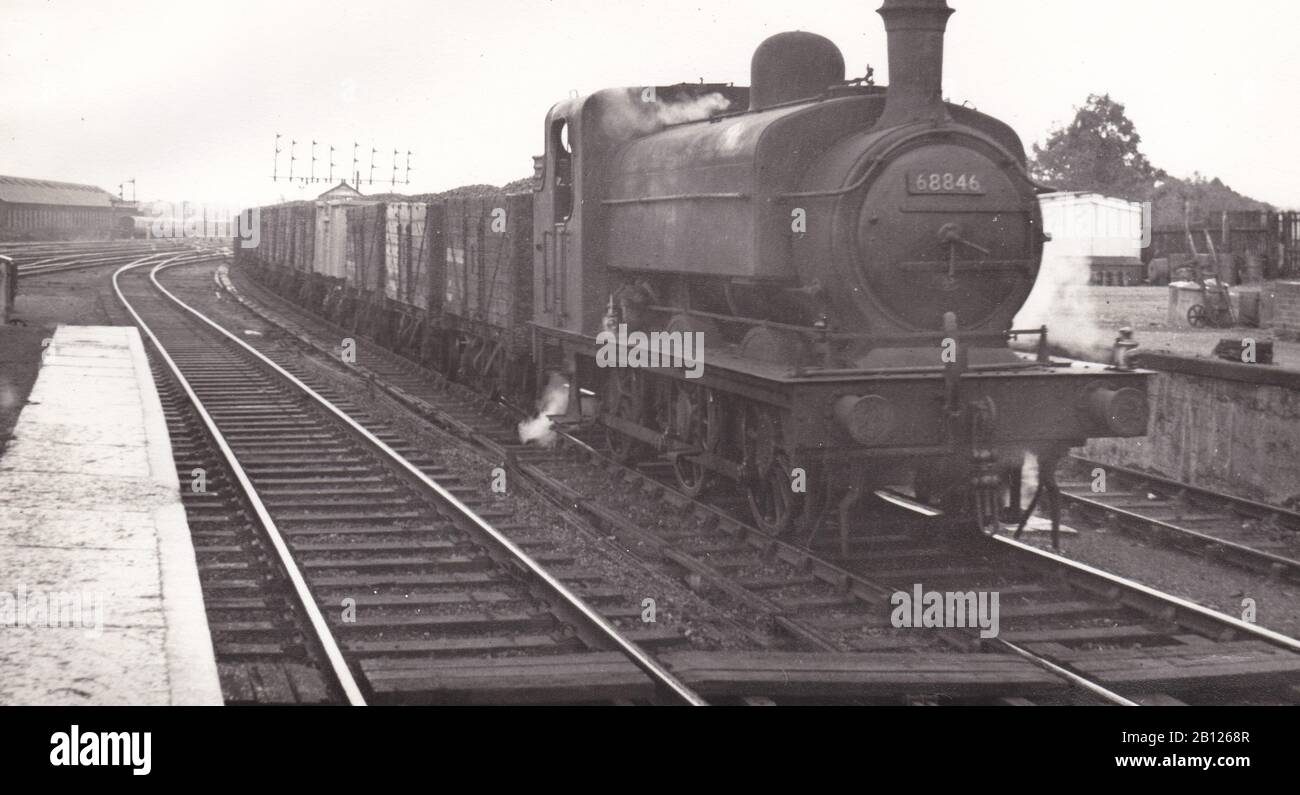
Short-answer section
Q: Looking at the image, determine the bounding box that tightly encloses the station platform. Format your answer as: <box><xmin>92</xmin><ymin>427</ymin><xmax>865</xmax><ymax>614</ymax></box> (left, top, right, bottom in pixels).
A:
<box><xmin>0</xmin><ymin>325</ymin><xmax>222</xmax><ymax>705</ymax></box>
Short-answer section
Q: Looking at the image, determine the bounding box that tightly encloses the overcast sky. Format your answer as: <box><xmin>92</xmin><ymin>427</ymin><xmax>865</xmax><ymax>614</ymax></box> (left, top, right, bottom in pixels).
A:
<box><xmin>2</xmin><ymin>0</ymin><xmax>1296</xmax><ymax>209</ymax></box>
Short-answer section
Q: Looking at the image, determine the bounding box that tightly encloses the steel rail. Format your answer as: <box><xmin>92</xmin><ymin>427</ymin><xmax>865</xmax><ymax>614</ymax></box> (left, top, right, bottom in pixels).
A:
<box><xmin>992</xmin><ymin>639</ymin><xmax>1138</xmax><ymax>706</ymax></box>
<box><xmin>227</xmin><ymin>260</ymin><xmax>1278</xmax><ymax>704</ymax></box>
<box><xmin>223</xmin><ymin>261</ymin><xmax>1149</xmax><ymax>705</ymax></box>
<box><xmin>530</xmin><ymin>421</ymin><xmax>1139</xmax><ymax>704</ymax></box>
<box><xmin>1057</xmin><ymin>489</ymin><xmax>1300</xmax><ymax>585</ymax></box>
<box><xmin>114</xmin><ymin>253</ymin><xmax>368</xmax><ymax>706</ymax></box>
<box><xmin>19</xmin><ymin>247</ymin><xmax>186</xmax><ymax>278</ymax></box>
<box><xmin>992</xmin><ymin>534</ymin><xmax>1300</xmax><ymax>654</ymax></box>
<box><xmin>234</xmin><ymin>256</ymin><xmax>1218</xmax><ymax>705</ymax></box>
<box><xmin>1068</xmin><ymin>454</ymin><xmax>1300</xmax><ymax>529</ymax></box>
<box><xmin>1060</xmin><ymin>456</ymin><xmax>1300</xmax><ymax>583</ymax></box>
<box><xmin>150</xmin><ymin>259</ymin><xmax>707</xmax><ymax>706</ymax></box>
<box><xmin>225</xmin><ymin>256</ymin><xmax>1300</xmax><ymax>703</ymax></box>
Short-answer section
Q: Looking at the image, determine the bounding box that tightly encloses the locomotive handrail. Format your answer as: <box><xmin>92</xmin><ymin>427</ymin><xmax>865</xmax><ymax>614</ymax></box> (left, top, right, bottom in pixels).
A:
<box><xmin>792</xmin><ymin>360</ymin><xmax>1043</xmax><ymax>378</ymax></box>
<box><xmin>602</xmin><ymin>192</ymin><xmax>749</xmax><ymax>205</ymax></box>
<box><xmin>646</xmin><ymin>302</ymin><xmax>1048</xmax><ymax>347</ymax></box>
<box><xmin>773</xmin><ymin>159</ymin><xmax>882</xmax><ymax>201</ymax></box>
<box><xmin>540</xmin><ymin>229</ymin><xmax>552</xmax><ymax>310</ymax></box>
<box><xmin>772</xmin><ymin>123</ymin><xmax>1038</xmax><ymax>203</ymax></box>
<box><xmin>899</xmin><ymin>258</ymin><xmax>1034</xmax><ymax>272</ymax></box>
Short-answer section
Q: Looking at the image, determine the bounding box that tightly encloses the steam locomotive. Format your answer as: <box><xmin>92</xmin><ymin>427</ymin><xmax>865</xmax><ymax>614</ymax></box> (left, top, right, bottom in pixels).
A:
<box><xmin>236</xmin><ymin>0</ymin><xmax>1150</xmax><ymax>550</ymax></box>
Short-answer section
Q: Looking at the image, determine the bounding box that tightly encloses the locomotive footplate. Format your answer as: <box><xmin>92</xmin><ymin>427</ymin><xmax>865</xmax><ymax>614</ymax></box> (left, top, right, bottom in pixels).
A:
<box><xmin>539</xmin><ymin>325</ymin><xmax>1150</xmax><ymax>547</ymax></box>
<box><xmin>572</xmin><ymin>335</ymin><xmax>1149</xmax><ymax>459</ymax></box>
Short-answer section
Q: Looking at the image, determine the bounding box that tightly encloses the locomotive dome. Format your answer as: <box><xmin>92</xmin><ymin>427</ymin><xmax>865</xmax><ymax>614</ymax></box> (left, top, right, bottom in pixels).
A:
<box><xmin>749</xmin><ymin>31</ymin><xmax>845</xmax><ymax>111</ymax></box>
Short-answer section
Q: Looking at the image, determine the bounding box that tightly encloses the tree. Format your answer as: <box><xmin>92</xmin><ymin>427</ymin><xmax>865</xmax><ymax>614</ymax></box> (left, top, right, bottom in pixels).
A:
<box><xmin>1030</xmin><ymin>94</ymin><xmax>1163</xmax><ymax>201</ymax></box>
<box><xmin>1147</xmin><ymin>172</ymin><xmax>1272</xmax><ymax>227</ymax></box>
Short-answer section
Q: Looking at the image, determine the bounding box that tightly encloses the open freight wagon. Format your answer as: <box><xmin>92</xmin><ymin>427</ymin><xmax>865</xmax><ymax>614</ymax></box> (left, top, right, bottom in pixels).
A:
<box><xmin>235</xmin><ymin>190</ymin><xmax>534</xmax><ymax>397</ymax></box>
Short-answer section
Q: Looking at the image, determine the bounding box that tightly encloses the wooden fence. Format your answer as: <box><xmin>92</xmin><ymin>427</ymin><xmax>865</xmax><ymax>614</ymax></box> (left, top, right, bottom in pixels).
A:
<box><xmin>1147</xmin><ymin>210</ymin><xmax>1300</xmax><ymax>279</ymax></box>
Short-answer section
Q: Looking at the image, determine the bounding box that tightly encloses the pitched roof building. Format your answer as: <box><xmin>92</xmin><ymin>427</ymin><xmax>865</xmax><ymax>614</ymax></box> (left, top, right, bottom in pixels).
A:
<box><xmin>0</xmin><ymin>175</ymin><xmax>124</xmax><ymax>240</ymax></box>
<box><xmin>0</xmin><ymin>175</ymin><xmax>115</xmax><ymax>207</ymax></box>
<box><xmin>317</xmin><ymin>181</ymin><xmax>364</xmax><ymax>200</ymax></box>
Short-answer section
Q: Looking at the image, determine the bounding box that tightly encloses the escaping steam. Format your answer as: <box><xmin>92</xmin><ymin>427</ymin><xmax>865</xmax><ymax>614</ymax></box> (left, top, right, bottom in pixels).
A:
<box><xmin>517</xmin><ymin>372</ymin><xmax>570</xmax><ymax>448</ymax></box>
<box><xmin>1018</xmin><ymin>451</ymin><xmax>1039</xmax><ymax>507</ymax></box>
<box><xmin>602</xmin><ymin>91</ymin><xmax>732</xmax><ymax>138</ymax></box>
<box><xmin>1013</xmin><ymin>257</ymin><xmax>1115</xmax><ymax>363</ymax></box>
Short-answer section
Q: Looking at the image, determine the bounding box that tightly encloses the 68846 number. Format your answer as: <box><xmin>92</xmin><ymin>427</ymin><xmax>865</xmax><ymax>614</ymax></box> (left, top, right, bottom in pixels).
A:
<box><xmin>907</xmin><ymin>172</ymin><xmax>986</xmax><ymax>195</ymax></box>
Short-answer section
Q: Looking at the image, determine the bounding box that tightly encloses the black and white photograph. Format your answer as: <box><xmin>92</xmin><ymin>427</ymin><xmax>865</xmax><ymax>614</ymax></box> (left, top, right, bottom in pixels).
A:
<box><xmin>1</xmin><ymin>0</ymin><xmax>1297</xmax><ymax>773</ymax></box>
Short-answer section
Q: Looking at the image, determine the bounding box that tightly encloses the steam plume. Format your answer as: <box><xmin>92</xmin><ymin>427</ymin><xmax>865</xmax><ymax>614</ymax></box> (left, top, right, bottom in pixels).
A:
<box><xmin>602</xmin><ymin>91</ymin><xmax>732</xmax><ymax>137</ymax></box>
<box><xmin>1013</xmin><ymin>258</ymin><xmax>1114</xmax><ymax>362</ymax></box>
<box><xmin>517</xmin><ymin>372</ymin><xmax>569</xmax><ymax>448</ymax></box>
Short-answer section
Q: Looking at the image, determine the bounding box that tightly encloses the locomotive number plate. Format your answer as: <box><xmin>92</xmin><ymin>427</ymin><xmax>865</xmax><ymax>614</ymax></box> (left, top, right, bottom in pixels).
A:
<box><xmin>907</xmin><ymin>172</ymin><xmax>987</xmax><ymax>195</ymax></box>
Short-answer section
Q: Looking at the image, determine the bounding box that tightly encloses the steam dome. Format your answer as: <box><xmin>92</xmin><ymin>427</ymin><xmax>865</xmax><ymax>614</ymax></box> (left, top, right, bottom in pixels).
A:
<box><xmin>749</xmin><ymin>31</ymin><xmax>845</xmax><ymax>111</ymax></box>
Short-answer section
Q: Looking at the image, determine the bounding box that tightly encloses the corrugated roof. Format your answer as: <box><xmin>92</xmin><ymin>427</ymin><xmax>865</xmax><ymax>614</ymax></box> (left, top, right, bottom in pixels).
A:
<box><xmin>0</xmin><ymin>175</ymin><xmax>115</xmax><ymax>207</ymax></box>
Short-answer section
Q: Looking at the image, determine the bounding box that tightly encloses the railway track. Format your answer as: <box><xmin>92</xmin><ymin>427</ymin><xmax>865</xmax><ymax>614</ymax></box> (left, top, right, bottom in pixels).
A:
<box><xmin>215</xmin><ymin>261</ymin><xmax>1097</xmax><ymax>703</ymax></box>
<box><xmin>113</xmin><ymin>254</ymin><xmax>704</xmax><ymax>705</ymax></box>
<box><xmin>1056</xmin><ymin>456</ymin><xmax>1300</xmax><ymax>585</ymax></box>
<box><xmin>542</xmin><ymin>434</ymin><xmax>1300</xmax><ymax>705</ymax></box>
<box><xmin>100</xmin><ymin>252</ymin><xmax>340</xmax><ymax>703</ymax></box>
<box><xmin>154</xmin><ymin>354</ymin><xmax>340</xmax><ymax>703</ymax></box>
<box><xmin>216</xmin><ymin>256</ymin><xmax>1300</xmax><ymax>705</ymax></box>
<box><xmin>198</xmin><ymin>260</ymin><xmax>1077</xmax><ymax>704</ymax></box>
<box><xmin>3</xmin><ymin>240</ymin><xmax>201</xmax><ymax>279</ymax></box>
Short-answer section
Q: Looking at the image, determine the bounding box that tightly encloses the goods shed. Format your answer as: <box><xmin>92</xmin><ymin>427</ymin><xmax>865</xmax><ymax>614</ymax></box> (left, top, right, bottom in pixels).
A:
<box><xmin>0</xmin><ymin>175</ymin><xmax>122</xmax><ymax>241</ymax></box>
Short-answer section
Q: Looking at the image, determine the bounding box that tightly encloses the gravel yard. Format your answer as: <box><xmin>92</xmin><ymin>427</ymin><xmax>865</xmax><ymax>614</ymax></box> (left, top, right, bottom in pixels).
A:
<box><xmin>1046</xmin><ymin>285</ymin><xmax>1300</xmax><ymax>369</ymax></box>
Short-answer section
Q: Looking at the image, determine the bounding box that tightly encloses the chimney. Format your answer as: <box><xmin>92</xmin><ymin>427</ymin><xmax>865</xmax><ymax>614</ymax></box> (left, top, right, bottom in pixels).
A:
<box><xmin>876</xmin><ymin>0</ymin><xmax>954</xmax><ymax>128</ymax></box>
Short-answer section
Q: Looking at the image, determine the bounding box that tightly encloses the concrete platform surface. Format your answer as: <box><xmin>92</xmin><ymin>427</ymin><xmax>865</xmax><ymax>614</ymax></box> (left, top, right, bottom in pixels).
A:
<box><xmin>0</xmin><ymin>325</ymin><xmax>222</xmax><ymax>705</ymax></box>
